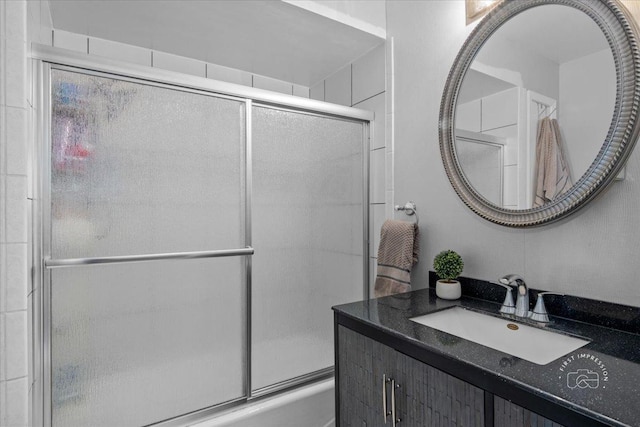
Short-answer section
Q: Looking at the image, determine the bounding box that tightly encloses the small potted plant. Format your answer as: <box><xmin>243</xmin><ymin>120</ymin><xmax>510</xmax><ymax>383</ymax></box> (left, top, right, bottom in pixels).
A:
<box><xmin>433</xmin><ymin>249</ymin><xmax>464</xmax><ymax>300</ymax></box>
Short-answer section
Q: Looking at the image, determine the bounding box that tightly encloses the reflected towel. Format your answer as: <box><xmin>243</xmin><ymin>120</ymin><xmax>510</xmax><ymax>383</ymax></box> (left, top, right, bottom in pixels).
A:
<box><xmin>533</xmin><ymin>117</ymin><xmax>573</xmax><ymax>207</ymax></box>
<box><xmin>374</xmin><ymin>220</ymin><xmax>420</xmax><ymax>298</ymax></box>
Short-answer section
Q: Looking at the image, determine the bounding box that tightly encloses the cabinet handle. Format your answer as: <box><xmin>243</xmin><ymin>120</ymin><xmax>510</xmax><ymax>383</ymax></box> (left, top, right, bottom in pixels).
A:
<box><xmin>391</xmin><ymin>379</ymin><xmax>395</xmax><ymax>426</ymax></box>
<box><xmin>382</xmin><ymin>374</ymin><xmax>391</xmax><ymax>423</ymax></box>
<box><xmin>391</xmin><ymin>379</ymin><xmax>401</xmax><ymax>426</ymax></box>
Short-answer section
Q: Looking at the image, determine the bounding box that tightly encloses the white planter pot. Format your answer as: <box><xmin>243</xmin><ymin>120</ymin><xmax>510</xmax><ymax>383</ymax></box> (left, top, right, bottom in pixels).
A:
<box><xmin>436</xmin><ymin>279</ymin><xmax>461</xmax><ymax>300</ymax></box>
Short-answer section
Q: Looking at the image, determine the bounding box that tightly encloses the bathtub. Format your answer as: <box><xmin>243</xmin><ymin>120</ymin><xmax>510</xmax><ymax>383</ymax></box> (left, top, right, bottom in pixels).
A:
<box><xmin>190</xmin><ymin>379</ymin><xmax>335</xmax><ymax>427</ymax></box>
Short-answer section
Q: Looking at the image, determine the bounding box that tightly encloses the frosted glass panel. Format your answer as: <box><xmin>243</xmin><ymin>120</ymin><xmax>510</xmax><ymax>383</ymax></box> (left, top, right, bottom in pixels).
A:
<box><xmin>50</xmin><ymin>69</ymin><xmax>245</xmax><ymax>259</ymax></box>
<box><xmin>51</xmin><ymin>258</ymin><xmax>246</xmax><ymax>427</ymax></box>
<box><xmin>251</xmin><ymin>107</ymin><xmax>365</xmax><ymax>390</ymax></box>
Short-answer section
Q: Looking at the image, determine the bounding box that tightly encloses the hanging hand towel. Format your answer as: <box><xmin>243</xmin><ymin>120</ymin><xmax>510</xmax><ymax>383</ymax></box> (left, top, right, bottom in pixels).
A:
<box><xmin>533</xmin><ymin>117</ymin><xmax>573</xmax><ymax>207</ymax></box>
<box><xmin>374</xmin><ymin>219</ymin><xmax>420</xmax><ymax>298</ymax></box>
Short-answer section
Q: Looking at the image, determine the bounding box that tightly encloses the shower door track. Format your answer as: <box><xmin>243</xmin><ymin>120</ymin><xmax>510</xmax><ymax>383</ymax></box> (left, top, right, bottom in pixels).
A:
<box><xmin>31</xmin><ymin>45</ymin><xmax>372</xmax><ymax>427</ymax></box>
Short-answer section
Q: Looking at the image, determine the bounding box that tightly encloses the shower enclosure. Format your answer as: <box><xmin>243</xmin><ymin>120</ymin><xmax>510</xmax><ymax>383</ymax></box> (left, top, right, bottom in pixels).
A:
<box><xmin>32</xmin><ymin>53</ymin><xmax>370</xmax><ymax>427</ymax></box>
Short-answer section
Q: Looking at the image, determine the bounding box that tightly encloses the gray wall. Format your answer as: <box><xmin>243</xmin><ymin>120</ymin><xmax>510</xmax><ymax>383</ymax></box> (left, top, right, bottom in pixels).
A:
<box><xmin>387</xmin><ymin>0</ymin><xmax>640</xmax><ymax>307</ymax></box>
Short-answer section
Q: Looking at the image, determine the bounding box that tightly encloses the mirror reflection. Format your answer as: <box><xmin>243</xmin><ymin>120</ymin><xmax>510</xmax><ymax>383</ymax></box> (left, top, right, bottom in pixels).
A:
<box><xmin>455</xmin><ymin>4</ymin><xmax>615</xmax><ymax>209</ymax></box>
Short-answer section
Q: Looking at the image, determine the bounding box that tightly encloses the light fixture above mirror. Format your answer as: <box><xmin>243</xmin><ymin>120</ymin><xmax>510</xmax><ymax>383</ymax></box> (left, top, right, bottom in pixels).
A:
<box><xmin>466</xmin><ymin>0</ymin><xmax>499</xmax><ymax>24</ymax></box>
<box><xmin>440</xmin><ymin>0</ymin><xmax>640</xmax><ymax>227</ymax></box>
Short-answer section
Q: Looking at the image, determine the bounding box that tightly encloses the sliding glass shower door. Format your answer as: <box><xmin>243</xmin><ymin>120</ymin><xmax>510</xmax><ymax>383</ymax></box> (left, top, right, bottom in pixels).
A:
<box><xmin>251</xmin><ymin>107</ymin><xmax>365</xmax><ymax>391</ymax></box>
<box><xmin>42</xmin><ymin>65</ymin><xmax>368</xmax><ymax>426</ymax></box>
<box><xmin>47</xmin><ymin>69</ymin><xmax>248</xmax><ymax>426</ymax></box>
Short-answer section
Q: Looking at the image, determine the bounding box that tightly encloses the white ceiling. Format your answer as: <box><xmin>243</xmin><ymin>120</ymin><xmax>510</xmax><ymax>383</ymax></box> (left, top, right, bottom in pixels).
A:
<box><xmin>497</xmin><ymin>4</ymin><xmax>610</xmax><ymax>64</ymax></box>
<box><xmin>49</xmin><ymin>0</ymin><xmax>385</xmax><ymax>87</ymax></box>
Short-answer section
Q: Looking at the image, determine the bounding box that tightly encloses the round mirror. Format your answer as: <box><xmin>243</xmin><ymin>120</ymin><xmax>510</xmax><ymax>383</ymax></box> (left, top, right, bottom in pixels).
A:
<box><xmin>439</xmin><ymin>0</ymin><xmax>640</xmax><ymax>227</ymax></box>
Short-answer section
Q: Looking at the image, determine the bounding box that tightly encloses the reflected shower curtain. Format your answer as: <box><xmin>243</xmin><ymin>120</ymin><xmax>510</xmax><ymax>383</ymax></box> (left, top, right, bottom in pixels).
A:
<box><xmin>533</xmin><ymin>117</ymin><xmax>573</xmax><ymax>207</ymax></box>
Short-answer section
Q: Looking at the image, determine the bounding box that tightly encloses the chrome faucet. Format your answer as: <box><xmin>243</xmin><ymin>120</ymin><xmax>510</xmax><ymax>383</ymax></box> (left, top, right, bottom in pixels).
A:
<box><xmin>491</xmin><ymin>281</ymin><xmax>515</xmax><ymax>315</ymax></box>
<box><xmin>530</xmin><ymin>291</ymin><xmax>564</xmax><ymax>323</ymax></box>
<box><xmin>499</xmin><ymin>274</ymin><xmax>529</xmax><ymax>318</ymax></box>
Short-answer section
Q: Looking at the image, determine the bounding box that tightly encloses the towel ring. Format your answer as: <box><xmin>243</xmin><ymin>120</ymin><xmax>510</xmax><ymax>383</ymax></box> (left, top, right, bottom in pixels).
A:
<box><xmin>394</xmin><ymin>201</ymin><xmax>419</xmax><ymax>224</ymax></box>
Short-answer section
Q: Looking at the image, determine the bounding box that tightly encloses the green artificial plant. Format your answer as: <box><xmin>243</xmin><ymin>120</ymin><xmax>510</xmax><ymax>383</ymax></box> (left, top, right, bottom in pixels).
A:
<box><xmin>433</xmin><ymin>250</ymin><xmax>464</xmax><ymax>283</ymax></box>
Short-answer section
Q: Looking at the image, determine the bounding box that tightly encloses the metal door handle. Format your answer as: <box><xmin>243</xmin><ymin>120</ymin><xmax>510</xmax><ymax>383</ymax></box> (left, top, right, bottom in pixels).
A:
<box><xmin>391</xmin><ymin>380</ymin><xmax>401</xmax><ymax>426</ymax></box>
<box><xmin>382</xmin><ymin>374</ymin><xmax>391</xmax><ymax>423</ymax></box>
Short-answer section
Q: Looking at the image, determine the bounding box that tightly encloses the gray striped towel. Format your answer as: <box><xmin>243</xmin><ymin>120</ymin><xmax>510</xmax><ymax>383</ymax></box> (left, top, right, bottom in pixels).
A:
<box><xmin>374</xmin><ymin>219</ymin><xmax>420</xmax><ymax>298</ymax></box>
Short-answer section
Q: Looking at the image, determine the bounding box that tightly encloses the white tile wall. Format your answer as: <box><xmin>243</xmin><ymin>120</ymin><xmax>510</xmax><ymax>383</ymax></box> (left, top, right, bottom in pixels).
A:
<box><xmin>0</xmin><ymin>176</ymin><xmax>5</xmax><ymax>242</ymax></box>
<box><xmin>385</xmin><ymin>150</ymin><xmax>394</xmax><ymax>194</ymax></box>
<box><xmin>30</xmin><ymin>0</ymin><xmax>53</xmax><ymax>46</ymax></box>
<box><xmin>89</xmin><ymin>37</ymin><xmax>152</xmax><ymax>66</ymax></box>
<box><xmin>49</xmin><ymin>29</ymin><xmax>310</xmax><ymax>102</ymax></box>
<box><xmin>152</xmin><ymin>51</ymin><xmax>206</xmax><ymax>77</ymax></box>
<box><xmin>5</xmin><ymin>244</ymin><xmax>27</xmax><ymax>312</ymax></box>
<box><xmin>52</xmin><ymin>29</ymin><xmax>87</xmax><ymax>53</ymax></box>
<box><xmin>370</xmin><ymin>203</ymin><xmax>386</xmax><ymax>259</ymax></box>
<box><xmin>6</xmin><ymin>175</ymin><xmax>27</xmax><ymax>243</ymax></box>
<box><xmin>309</xmin><ymin>80</ymin><xmax>324</xmax><ymax>101</ymax></box>
<box><xmin>0</xmin><ymin>313</ymin><xmax>5</xmax><ymax>381</ymax></box>
<box><xmin>325</xmin><ymin>65</ymin><xmax>351</xmax><ymax>106</ymax></box>
<box><xmin>369</xmin><ymin>257</ymin><xmax>377</xmax><ymax>297</ymax></box>
<box><xmin>206</xmin><ymin>62</ymin><xmax>252</xmax><ymax>86</ymax></box>
<box><xmin>0</xmin><ymin>35</ymin><xmax>5</xmax><ymax>109</ymax></box>
<box><xmin>353</xmin><ymin>92</ymin><xmax>385</xmax><ymax>150</ymax></box>
<box><xmin>4</xmin><ymin>377</ymin><xmax>28</xmax><ymax>426</ymax></box>
<box><xmin>481</xmin><ymin>88</ymin><xmax>518</xmax><ymax>131</ymax></box>
<box><xmin>5</xmin><ymin>39</ymin><xmax>27</xmax><ymax>108</ymax></box>
<box><xmin>2</xmin><ymin>0</ymin><xmax>33</xmax><ymax>425</ymax></box>
<box><xmin>6</xmin><ymin>107</ymin><xmax>27</xmax><ymax>175</ymax></box>
<box><xmin>0</xmin><ymin>108</ymin><xmax>5</xmax><ymax>176</ymax></box>
<box><xmin>5</xmin><ymin>311</ymin><xmax>28</xmax><ymax>380</ymax></box>
<box><xmin>292</xmin><ymin>84</ymin><xmax>309</xmax><ymax>98</ymax></box>
<box><xmin>370</xmin><ymin>148</ymin><xmax>386</xmax><ymax>204</ymax></box>
<box><xmin>5</xmin><ymin>1</ymin><xmax>26</xmax><ymax>43</ymax></box>
<box><xmin>352</xmin><ymin>43</ymin><xmax>385</xmax><ymax>105</ymax></box>
<box><xmin>456</xmin><ymin>100</ymin><xmax>481</xmax><ymax>132</ymax></box>
<box><xmin>252</xmin><ymin>75</ymin><xmax>293</xmax><ymax>95</ymax></box>
<box><xmin>503</xmin><ymin>165</ymin><xmax>518</xmax><ymax>207</ymax></box>
<box><xmin>385</xmin><ymin>190</ymin><xmax>395</xmax><ymax>221</ymax></box>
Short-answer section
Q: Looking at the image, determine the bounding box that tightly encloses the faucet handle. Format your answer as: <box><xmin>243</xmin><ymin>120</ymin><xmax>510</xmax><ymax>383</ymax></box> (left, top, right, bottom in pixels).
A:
<box><xmin>491</xmin><ymin>282</ymin><xmax>516</xmax><ymax>315</ymax></box>
<box><xmin>531</xmin><ymin>292</ymin><xmax>564</xmax><ymax>323</ymax></box>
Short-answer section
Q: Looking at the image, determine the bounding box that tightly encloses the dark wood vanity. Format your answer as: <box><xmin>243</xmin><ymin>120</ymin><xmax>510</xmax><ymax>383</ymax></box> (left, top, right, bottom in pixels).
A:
<box><xmin>333</xmin><ymin>286</ymin><xmax>640</xmax><ymax>427</ymax></box>
<box><xmin>336</xmin><ymin>324</ymin><xmax>563</xmax><ymax>426</ymax></box>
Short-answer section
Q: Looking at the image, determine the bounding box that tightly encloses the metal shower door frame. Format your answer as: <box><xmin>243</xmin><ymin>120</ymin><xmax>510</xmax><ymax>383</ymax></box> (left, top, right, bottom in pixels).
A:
<box><xmin>30</xmin><ymin>46</ymin><xmax>372</xmax><ymax>427</ymax></box>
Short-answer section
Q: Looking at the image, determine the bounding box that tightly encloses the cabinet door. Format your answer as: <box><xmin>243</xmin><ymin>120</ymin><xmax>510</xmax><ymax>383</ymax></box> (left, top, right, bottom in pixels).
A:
<box><xmin>338</xmin><ymin>325</ymin><xmax>395</xmax><ymax>427</ymax></box>
<box><xmin>337</xmin><ymin>325</ymin><xmax>485</xmax><ymax>426</ymax></box>
<box><xmin>494</xmin><ymin>396</ymin><xmax>564</xmax><ymax>427</ymax></box>
<box><xmin>394</xmin><ymin>350</ymin><xmax>485</xmax><ymax>426</ymax></box>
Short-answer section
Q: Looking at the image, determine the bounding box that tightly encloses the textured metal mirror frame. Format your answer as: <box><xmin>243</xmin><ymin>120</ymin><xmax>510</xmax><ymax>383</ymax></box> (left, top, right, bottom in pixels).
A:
<box><xmin>439</xmin><ymin>0</ymin><xmax>640</xmax><ymax>227</ymax></box>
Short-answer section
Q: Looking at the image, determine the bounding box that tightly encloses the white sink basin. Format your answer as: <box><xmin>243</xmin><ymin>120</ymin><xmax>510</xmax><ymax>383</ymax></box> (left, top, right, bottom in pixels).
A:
<box><xmin>410</xmin><ymin>307</ymin><xmax>589</xmax><ymax>365</ymax></box>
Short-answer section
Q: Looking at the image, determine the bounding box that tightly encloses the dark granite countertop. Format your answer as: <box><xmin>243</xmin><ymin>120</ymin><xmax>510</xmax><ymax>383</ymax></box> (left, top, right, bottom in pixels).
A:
<box><xmin>333</xmin><ymin>287</ymin><xmax>640</xmax><ymax>427</ymax></box>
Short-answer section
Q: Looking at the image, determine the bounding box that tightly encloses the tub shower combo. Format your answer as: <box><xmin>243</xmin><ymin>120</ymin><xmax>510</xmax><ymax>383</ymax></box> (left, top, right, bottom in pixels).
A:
<box><xmin>32</xmin><ymin>49</ymin><xmax>370</xmax><ymax>427</ymax></box>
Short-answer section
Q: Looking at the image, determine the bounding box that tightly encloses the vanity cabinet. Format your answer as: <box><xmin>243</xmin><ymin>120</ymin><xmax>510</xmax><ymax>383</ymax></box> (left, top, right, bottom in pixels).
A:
<box><xmin>337</xmin><ymin>325</ymin><xmax>565</xmax><ymax>427</ymax></box>
<box><xmin>494</xmin><ymin>397</ymin><xmax>564</xmax><ymax>427</ymax></box>
<box><xmin>337</xmin><ymin>325</ymin><xmax>485</xmax><ymax>426</ymax></box>
<box><xmin>334</xmin><ymin>287</ymin><xmax>633</xmax><ymax>426</ymax></box>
